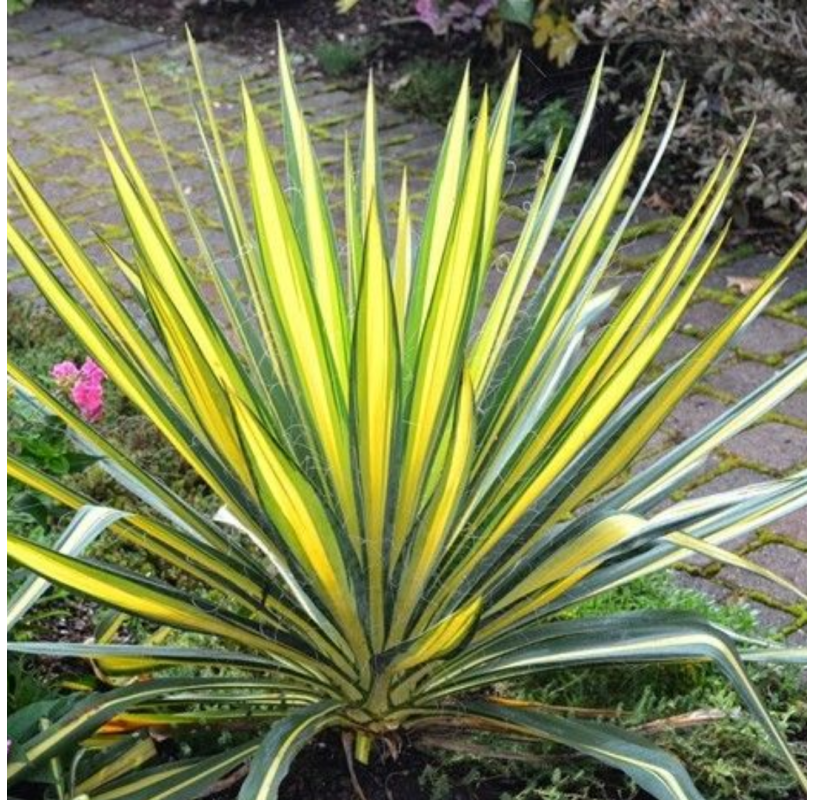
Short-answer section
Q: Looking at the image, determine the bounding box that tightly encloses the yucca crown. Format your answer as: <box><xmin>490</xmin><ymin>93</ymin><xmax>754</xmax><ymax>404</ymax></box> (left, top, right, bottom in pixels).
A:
<box><xmin>7</xmin><ymin>32</ymin><xmax>806</xmax><ymax>800</ymax></box>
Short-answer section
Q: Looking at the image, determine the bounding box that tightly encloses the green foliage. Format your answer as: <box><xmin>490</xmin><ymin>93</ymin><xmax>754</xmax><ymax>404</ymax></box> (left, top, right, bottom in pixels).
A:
<box><xmin>9</xmin><ymin>404</ymin><xmax>99</xmax><ymax>477</ymax></box>
<box><xmin>390</xmin><ymin>59</ymin><xmax>468</xmax><ymax>123</ymax></box>
<box><xmin>7</xmin><ymin>0</ymin><xmax>34</xmax><ymax>15</ymax></box>
<box><xmin>7</xmin><ymin>657</ymin><xmax>61</xmax><ymax>718</ymax></box>
<box><xmin>9</xmin><ymin>693</ymin><xmax>161</xmax><ymax>800</ymax></box>
<box><xmin>511</xmin><ymin>98</ymin><xmax>576</xmax><ymax>157</ymax></box>
<box><xmin>315</xmin><ymin>38</ymin><xmax>375</xmax><ymax>78</ymax></box>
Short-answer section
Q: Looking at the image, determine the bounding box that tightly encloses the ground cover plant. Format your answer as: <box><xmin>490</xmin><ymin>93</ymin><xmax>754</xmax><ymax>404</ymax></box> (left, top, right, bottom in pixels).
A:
<box><xmin>6</xmin><ymin>29</ymin><xmax>808</xmax><ymax>800</ymax></box>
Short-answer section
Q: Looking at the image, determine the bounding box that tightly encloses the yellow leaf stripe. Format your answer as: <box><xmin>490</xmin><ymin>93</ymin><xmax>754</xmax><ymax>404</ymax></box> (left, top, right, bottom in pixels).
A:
<box><xmin>242</xmin><ymin>85</ymin><xmax>360</xmax><ymax>543</ymax></box>
<box><xmin>475</xmin><ymin>59</ymin><xmax>663</xmax><ymax>465</ymax></box>
<box><xmin>430</xmin><ymin>222</ymin><xmax>731</xmax><ymax>612</ymax></box>
<box><xmin>229</xmin><ymin>396</ymin><xmax>369</xmax><ymax>665</ymax></box>
<box><xmin>277</xmin><ymin>30</ymin><xmax>350</xmax><ymax>391</ymax></box>
<box><xmin>7</xmin><ymin>534</ymin><xmax>320</xmax><ymax>674</ymax></box>
<box><xmin>393</xmin><ymin>167</ymin><xmax>413</xmax><ymax>338</ymax></box>
<box><xmin>493</xmin><ymin>514</ymin><xmax>646</xmax><ymax>616</ymax></box>
<box><xmin>389</xmin><ymin>373</ymin><xmax>475</xmax><ymax>645</ymax></box>
<box><xmin>550</xmin><ymin>229</ymin><xmax>806</xmax><ymax>520</ymax></box>
<box><xmin>394</xmin><ymin>596</ymin><xmax>482</xmax><ymax>674</ymax></box>
<box><xmin>353</xmin><ymin>201</ymin><xmax>400</xmax><ymax>649</ymax></box>
<box><xmin>404</xmin><ymin>65</ymin><xmax>471</xmax><ymax>348</ymax></box>
<box><xmin>344</xmin><ymin>132</ymin><xmax>363</xmax><ymax>302</ymax></box>
<box><xmin>138</xmin><ymin>268</ymin><xmax>254</xmax><ymax>488</ymax></box>
<box><xmin>100</xmin><ymin>140</ymin><xmax>261</xmax><ymax>426</ymax></box>
<box><xmin>7</xmin><ymin>453</ymin><xmax>351</xmax><ymax>661</ymax></box>
<box><xmin>478</xmin><ymin>56</ymin><xmax>520</xmax><ymax>285</ymax></box>
<box><xmin>666</xmin><ymin>531</ymin><xmax>805</xmax><ymax>601</ymax></box>
<box><xmin>468</xmin><ymin>133</ymin><xmax>561</xmax><ymax>395</ymax></box>
<box><xmin>393</xmin><ymin>92</ymin><xmax>490</xmax><ymax>561</ymax></box>
<box><xmin>74</xmin><ymin>737</ymin><xmax>158</xmax><ymax>795</ymax></box>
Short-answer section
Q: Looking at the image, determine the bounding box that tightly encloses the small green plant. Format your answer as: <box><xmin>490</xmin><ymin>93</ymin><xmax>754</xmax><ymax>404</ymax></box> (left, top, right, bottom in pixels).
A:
<box><xmin>315</xmin><ymin>39</ymin><xmax>374</xmax><ymax>79</ymax></box>
<box><xmin>391</xmin><ymin>59</ymin><xmax>468</xmax><ymax>122</ymax></box>
<box><xmin>7</xmin><ymin>391</ymin><xmax>99</xmax><ymax>567</ymax></box>
<box><xmin>9</xmin><ymin>405</ymin><xmax>99</xmax><ymax>478</ymax></box>
<box><xmin>512</xmin><ymin>98</ymin><xmax>577</xmax><ymax>158</ymax></box>
<box><xmin>7</xmin><ymin>30</ymin><xmax>807</xmax><ymax>800</ymax></box>
<box><xmin>7</xmin><ymin>657</ymin><xmax>61</xmax><ymax>718</ymax></box>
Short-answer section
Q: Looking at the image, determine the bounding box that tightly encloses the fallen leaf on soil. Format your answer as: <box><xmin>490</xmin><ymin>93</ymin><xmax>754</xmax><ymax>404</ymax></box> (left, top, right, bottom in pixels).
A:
<box><xmin>634</xmin><ymin>708</ymin><xmax>734</xmax><ymax>734</ymax></box>
<box><xmin>644</xmin><ymin>191</ymin><xmax>674</xmax><ymax>213</ymax></box>
<box><xmin>726</xmin><ymin>275</ymin><xmax>763</xmax><ymax>295</ymax></box>
<box><xmin>782</xmin><ymin>190</ymin><xmax>807</xmax><ymax>212</ymax></box>
<box><xmin>389</xmin><ymin>73</ymin><xmax>412</xmax><ymax>93</ymax></box>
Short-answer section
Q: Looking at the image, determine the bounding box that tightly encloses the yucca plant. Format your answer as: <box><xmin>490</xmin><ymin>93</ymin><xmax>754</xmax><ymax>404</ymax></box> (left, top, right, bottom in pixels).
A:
<box><xmin>7</xmin><ymin>31</ymin><xmax>807</xmax><ymax>799</ymax></box>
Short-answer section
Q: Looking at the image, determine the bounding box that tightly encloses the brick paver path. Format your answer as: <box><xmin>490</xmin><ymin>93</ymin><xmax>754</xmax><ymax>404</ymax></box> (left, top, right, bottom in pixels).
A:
<box><xmin>7</xmin><ymin>8</ymin><xmax>806</xmax><ymax>640</ymax></box>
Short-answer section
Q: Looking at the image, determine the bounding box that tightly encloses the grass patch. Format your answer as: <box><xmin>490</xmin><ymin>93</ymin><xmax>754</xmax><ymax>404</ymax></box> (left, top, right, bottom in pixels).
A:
<box><xmin>417</xmin><ymin>575</ymin><xmax>803</xmax><ymax>800</ymax></box>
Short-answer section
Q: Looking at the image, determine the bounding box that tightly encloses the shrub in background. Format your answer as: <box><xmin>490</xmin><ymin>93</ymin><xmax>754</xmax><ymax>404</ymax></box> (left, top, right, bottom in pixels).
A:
<box><xmin>511</xmin><ymin>97</ymin><xmax>576</xmax><ymax>157</ymax></box>
<box><xmin>7</xmin><ymin>0</ymin><xmax>34</xmax><ymax>14</ymax></box>
<box><xmin>6</xmin><ymin>28</ymin><xmax>807</xmax><ymax>800</ymax></box>
<box><xmin>363</xmin><ymin>0</ymin><xmax>805</xmax><ymax>236</ymax></box>
<box><xmin>390</xmin><ymin>59</ymin><xmax>468</xmax><ymax>123</ymax></box>
<box><xmin>577</xmin><ymin>0</ymin><xmax>806</xmax><ymax>236</ymax></box>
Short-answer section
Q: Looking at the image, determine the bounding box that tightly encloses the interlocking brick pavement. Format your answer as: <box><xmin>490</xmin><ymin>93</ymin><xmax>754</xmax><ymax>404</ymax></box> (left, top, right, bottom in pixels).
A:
<box><xmin>7</xmin><ymin>8</ymin><xmax>806</xmax><ymax>640</ymax></box>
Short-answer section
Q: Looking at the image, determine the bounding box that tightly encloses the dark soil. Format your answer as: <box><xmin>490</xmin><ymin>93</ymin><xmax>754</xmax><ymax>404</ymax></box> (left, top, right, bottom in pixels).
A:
<box><xmin>54</xmin><ymin>0</ymin><xmax>483</xmax><ymax>75</ymax></box>
<box><xmin>7</xmin><ymin>727</ymin><xmax>624</xmax><ymax>800</ymax></box>
<box><xmin>279</xmin><ymin>735</ymin><xmax>433</xmax><ymax>800</ymax></box>
<box><xmin>242</xmin><ymin>731</ymin><xmax>620</xmax><ymax>800</ymax></box>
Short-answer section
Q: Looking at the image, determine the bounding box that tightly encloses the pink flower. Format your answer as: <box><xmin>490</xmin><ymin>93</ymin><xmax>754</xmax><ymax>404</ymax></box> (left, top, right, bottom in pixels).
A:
<box><xmin>50</xmin><ymin>360</ymin><xmax>80</xmax><ymax>387</ymax></box>
<box><xmin>70</xmin><ymin>379</ymin><xmax>105</xmax><ymax>422</ymax></box>
<box><xmin>79</xmin><ymin>358</ymin><xmax>106</xmax><ymax>386</ymax></box>
<box><xmin>51</xmin><ymin>357</ymin><xmax>107</xmax><ymax>422</ymax></box>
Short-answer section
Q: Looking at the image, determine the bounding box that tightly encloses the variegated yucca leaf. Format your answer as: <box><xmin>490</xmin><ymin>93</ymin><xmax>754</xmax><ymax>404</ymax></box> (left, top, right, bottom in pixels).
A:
<box><xmin>7</xmin><ymin>32</ymin><xmax>806</xmax><ymax>799</ymax></box>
